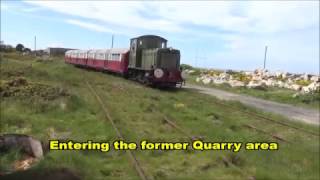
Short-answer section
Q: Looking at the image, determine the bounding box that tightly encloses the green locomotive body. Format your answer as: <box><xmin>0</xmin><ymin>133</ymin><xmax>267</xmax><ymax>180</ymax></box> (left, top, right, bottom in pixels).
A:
<box><xmin>127</xmin><ymin>35</ymin><xmax>183</xmax><ymax>87</ymax></box>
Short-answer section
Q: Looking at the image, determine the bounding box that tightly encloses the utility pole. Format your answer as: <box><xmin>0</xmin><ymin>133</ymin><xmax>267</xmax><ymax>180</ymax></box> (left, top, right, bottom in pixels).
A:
<box><xmin>111</xmin><ymin>35</ymin><xmax>114</xmax><ymax>48</ymax></box>
<box><xmin>34</xmin><ymin>36</ymin><xmax>37</xmax><ymax>56</ymax></box>
<box><xmin>264</xmin><ymin>45</ymin><xmax>268</xmax><ymax>69</ymax></box>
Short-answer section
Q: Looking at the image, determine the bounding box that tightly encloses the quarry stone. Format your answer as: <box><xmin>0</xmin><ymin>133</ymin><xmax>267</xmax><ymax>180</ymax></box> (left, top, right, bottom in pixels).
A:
<box><xmin>195</xmin><ymin>68</ymin><xmax>319</xmax><ymax>94</ymax></box>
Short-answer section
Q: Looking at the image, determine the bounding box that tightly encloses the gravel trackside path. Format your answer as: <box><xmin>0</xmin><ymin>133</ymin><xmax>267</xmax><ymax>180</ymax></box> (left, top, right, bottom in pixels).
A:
<box><xmin>185</xmin><ymin>84</ymin><xmax>319</xmax><ymax>125</ymax></box>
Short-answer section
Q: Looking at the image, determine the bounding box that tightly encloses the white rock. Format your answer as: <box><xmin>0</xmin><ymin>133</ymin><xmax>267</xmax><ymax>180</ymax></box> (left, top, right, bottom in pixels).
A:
<box><xmin>196</xmin><ymin>77</ymin><xmax>201</xmax><ymax>82</ymax></box>
<box><xmin>307</xmin><ymin>82</ymin><xmax>320</xmax><ymax>91</ymax></box>
<box><xmin>290</xmin><ymin>84</ymin><xmax>301</xmax><ymax>91</ymax></box>
<box><xmin>219</xmin><ymin>73</ymin><xmax>230</xmax><ymax>80</ymax></box>
<box><xmin>302</xmin><ymin>86</ymin><xmax>311</xmax><ymax>93</ymax></box>
<box><xmin>303</xmin><ymin>73</ymin><xmax>310</xmax><ymax>81</ymax></box>
<box><xmin>264</xmin><ymin>79</ymin><xmax>272</xmax><ymax>86</ymax></box>
<box><xmin>254</xmin><ymin>68</ymin><xmax>265</xmax><ymax>76</ymax></box>
<box><xmin>247</xmin><ymin>81</ymin><xmax>265</xmax><ymax>89</ymax></box>
<box><xmin>228</xmin><ymin>80</ymin><xmax>245</xmax><ymax>87</ymax></box>
<box><xmin>283</xmin><ymin>83</ymin><xmax>291</xmax><ymax>89</ymax></box>
<box><xmin>287</xmin><ymin>78</ymin><xmax>294</xmax><ymax>84</ymax></box>
<box><xmin>281</xmin><ymin>72</ymin><xmax>288</xmax><ymax>79</ymax></box>
<box><xmin>202</xmin><ymin>78</ymin><xmax>212</xmax><ymax>85</ymax></box>
<box><xmin>294</xmin><ymin>77</ymin><xmax>303</xmax><ymax>81</ymax></box>
<box><xmin>252</xmin><ymin>75</ymin><xmax>262</xmax><ymax>81</ymax></box>
<box><xmin>0</xmin><ymin>134</ymin><xmax>43</xmax><ymax>159</ymax></box>
<box><xmin>213</xmin><ymin>79</ymin><xmax>225</xmax><ymax>84</ymax></box>
<box><xmin>28</xmin><ymin>137</ymin><xmax>43</xmax><ymax>159</ymax></box>
<box><xmin>265</xmin><ymin>71</ymin><xmax>276</xmax><ymax>78</ymax></box>
<box><xmin>276</xmin><ymin>81</ymin><xmax>285</xmax><ymax>88</ymax></box>
<box><xmin>310</xmin><ymin>76</ymin><xmax>320</xmax><ymax>82</ymax></box>
<box><xmin>275</xmin><ymin>71</ymin><xmax>283</xmax><ymax>78</ymax></box>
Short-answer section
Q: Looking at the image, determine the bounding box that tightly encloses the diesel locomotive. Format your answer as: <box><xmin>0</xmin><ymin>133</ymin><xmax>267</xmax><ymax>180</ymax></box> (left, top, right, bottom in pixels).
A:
<box><xmin>65</xmin><ymin>35</ymin><xmax>184</xmax><ymax>87</ymax></box>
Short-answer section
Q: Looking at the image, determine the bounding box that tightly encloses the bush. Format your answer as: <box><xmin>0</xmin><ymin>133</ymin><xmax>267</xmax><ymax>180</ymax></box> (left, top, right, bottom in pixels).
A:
<box><xmin>16</xmin><ymin>44</ymin><xmax>24</xmax><ymax>52</ymax></box>
<box><xmin>232</xmin><ymin>73</ymin><xmax>251</xmax><ymax>83</ymax></box>
<box><xmin>189</xmin><ymin>69</ymin><xmax>201</xmax><ymax>76</ymax></box>
<box><xmin>180</xmin><ymin>64</ymin><xmax>194</xmax><ymax>70</ymax></box>
<box><xmin>295</xmin><ymin>80</ymin><xmax>312</xmax><ymax>86</ymax></box>
<box><xmin>207</xmin><ymin>70</ymin><xmax>221</xmax><ymax>76</ymax></box>
<box><xmin>0</xmin><ymin>45</ymin><xmax>15</xmax><ymax>53</ymax></box>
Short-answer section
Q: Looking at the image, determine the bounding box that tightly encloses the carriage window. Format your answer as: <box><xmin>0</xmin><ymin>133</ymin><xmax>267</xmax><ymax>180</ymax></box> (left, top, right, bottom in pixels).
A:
<box><xmin>139</xmin><ymin>40</ymin><xmax>142</xmax><ymax>45</ymax></box>
<box><xmin>111</xmin><ymin>53</ymin><xmax>120</xmax><ymax>60</ymax></box>
<box><xmin>161</xmin><ymin>42</ymin><xmax>165</xmax><ymax>48</ymax></box>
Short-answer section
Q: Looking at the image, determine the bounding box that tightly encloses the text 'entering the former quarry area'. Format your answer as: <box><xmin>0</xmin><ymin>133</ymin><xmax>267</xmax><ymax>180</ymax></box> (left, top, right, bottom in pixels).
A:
<box><xmin>49</xmin><ymin>140</ymin><xmax>279</xmax><ymax>153</ymax></box>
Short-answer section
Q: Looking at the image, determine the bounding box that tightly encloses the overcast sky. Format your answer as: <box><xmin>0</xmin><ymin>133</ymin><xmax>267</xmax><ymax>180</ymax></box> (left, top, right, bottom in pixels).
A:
<box><xmin>1</xmin><ymin>1</ymin><xmax>319</xmax><ymax>74</ymax></box>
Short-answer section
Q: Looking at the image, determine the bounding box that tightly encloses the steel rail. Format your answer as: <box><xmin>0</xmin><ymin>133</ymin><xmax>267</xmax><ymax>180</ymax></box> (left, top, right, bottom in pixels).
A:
<box><xmin>242</xmin><ymin>124</ymin><xmax>289</xmax><ymax>143</ymax></box>
<box><xmin>85</xmin><ymin>80</ymin><xmax>149</xmax><ymax>180</ymax></box>
<box><xmin>151</xmin><ymin>109</ymin><xmax>250</xmax><ymax>178</ymax></box>
<box><xmin>212</xmin><ymin>101</ymin><xmax>319</xmax><ymax>137</ymax></box>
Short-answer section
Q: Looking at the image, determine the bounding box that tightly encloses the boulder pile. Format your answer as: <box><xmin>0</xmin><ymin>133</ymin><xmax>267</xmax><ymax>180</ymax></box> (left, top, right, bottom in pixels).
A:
<box><xmin>188</xmin><ymin>69</ymin><xmax>320</xmax><ymax>94</ymax></box>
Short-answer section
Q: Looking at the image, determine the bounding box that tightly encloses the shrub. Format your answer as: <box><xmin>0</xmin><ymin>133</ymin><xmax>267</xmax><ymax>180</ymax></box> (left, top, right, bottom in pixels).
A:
<box><xmin>295</xmin><ymin>80</ymin><xmax>312</xmax><ymax>86</ymax></box>
<box><xmin>180</xmin><ymin>64</ymin><xmax>194</xmax><ymax>70</ymax></box>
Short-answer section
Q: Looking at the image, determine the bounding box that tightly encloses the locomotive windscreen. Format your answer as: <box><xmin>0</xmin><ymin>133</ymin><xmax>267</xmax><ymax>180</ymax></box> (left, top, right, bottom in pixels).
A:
<box><xmin>159</xmin><ymin>51</ymin><xmax>180</xmax><ymax>69</ymax></box>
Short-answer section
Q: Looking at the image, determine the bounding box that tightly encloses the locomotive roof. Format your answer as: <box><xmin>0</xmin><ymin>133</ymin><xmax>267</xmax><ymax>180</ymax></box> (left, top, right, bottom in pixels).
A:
<box><xmin>131</xmin><ymin>35</ymin><xmax>167</xmax><ymax>42</ymax></box>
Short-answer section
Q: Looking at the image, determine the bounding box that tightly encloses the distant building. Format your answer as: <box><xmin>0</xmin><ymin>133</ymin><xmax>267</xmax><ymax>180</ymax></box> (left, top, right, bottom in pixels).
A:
<box><xmin>44</xmin><ymin>47</ymin><xmax>75</xmax><ymax>56</ymax></box>
<box><xmin>33</xmin><ymin>50</ymin><xmax>45</xmax><ymax>56</ymax></box>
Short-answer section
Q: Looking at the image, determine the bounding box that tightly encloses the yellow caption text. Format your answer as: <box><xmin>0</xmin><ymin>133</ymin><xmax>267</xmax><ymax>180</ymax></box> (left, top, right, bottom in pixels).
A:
<box><xmin>49</xmin><ymin>140</ymin><xmax>279</xmax><ymax>152</ymax></box>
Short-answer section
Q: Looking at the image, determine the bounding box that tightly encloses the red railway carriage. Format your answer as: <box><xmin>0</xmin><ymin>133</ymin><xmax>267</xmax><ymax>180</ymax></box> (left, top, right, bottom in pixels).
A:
<box><xmin>105</xmin><ymin>49</ymin><xmax>129</xmax><ymax>73</ymax></box>
<box><xmin>64</xmin><ymin>50</ymin><xmax>72</xmax><ymax>63</ymax></box>
<box><xmin>69</xmin><ymin>50</ymin><xmax>79</xmax><ymax>65</ymax></box>
<box><xmin>87</xmin><ymin>49</ymin><xmax>106</xmax><ymax>70</ymax></box>
<box><xmin>65</xmin><ymin>48</ymin><xmax>129</xmax><ymax>75</ymax></box>
<box><xmin>76</xmin><ymin>50</ymin><xmax>88</xmax><ymax>66</ymax></box>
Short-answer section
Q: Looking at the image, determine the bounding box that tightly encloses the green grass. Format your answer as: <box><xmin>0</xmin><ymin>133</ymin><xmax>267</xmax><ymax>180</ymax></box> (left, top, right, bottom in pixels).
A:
<box><xmin>1</xmin><ymin>52</ymin><xmax>319</xmax><ymax>180</ymax></box>
<box><xmin>186</xmin><ymin>74</ymin><xmax>320</xmax><ymax>110</ymax></box>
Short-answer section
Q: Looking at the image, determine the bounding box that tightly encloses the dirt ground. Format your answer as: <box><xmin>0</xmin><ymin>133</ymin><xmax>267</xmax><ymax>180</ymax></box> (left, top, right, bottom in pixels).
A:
<box><xmin>185</xmin><ymin>84</ymin><xmax>319</xmax><ymax>125</ymax></box>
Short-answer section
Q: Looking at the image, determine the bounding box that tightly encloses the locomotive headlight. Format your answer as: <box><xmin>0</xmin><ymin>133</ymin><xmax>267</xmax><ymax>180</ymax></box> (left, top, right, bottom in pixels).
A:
<box><xmin>154</xmin><ymin>68</ymin><xmax>164</xmax><ymax>78</ymax></box>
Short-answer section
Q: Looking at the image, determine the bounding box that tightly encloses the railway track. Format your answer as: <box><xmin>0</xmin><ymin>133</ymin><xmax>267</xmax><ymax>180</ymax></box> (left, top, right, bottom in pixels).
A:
<box><xmin>85</xmin><ymin>80</ymin><xmax>149</xmax><ymax>180</ymax></box>
<box><xmin>211</xmin><ymin>100</ymin><xmax>319</xmax><ymax>137</ymax></box>
<box><xmin>242</xmin><ymin>124</ymin><xmax>289</xmax><ymax>143</ymax></box>
<box><xmin>152</xmin><ymin>110</ymin><xmax>251</xmax><ymax>178</ymax></box>
<box><xmin>86</xmin><ymin>78</ymin><xmax>254</xmax><ymax>178</ymax></box>
<box><xmin>85</xmin><ymin>74</ymin><xmax>316</xmax><ymax>179</ymax></box>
